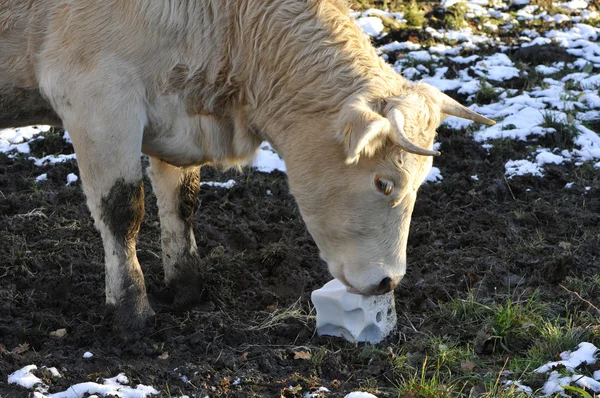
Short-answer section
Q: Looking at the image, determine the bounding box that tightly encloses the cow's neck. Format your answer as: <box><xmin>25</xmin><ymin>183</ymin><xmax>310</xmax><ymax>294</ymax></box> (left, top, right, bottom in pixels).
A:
<box><xmin>227</xmin><ymin>0</ymin><xmax>405</xmax><ymax>159</ymax></box>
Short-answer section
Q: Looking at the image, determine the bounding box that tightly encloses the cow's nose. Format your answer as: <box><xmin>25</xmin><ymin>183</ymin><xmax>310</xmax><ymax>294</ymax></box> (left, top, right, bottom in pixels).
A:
<box><xmin>374</xmin><ymin>277</ymin><xmax>397</xmax><ymax>295</ymax></box>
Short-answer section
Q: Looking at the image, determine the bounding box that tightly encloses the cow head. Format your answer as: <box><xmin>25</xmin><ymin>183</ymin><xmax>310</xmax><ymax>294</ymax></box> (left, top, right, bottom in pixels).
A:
<box><xmin>284</xmin><ymin>83</ymin><xmax>494</xmax><ymax>295</ymax></box>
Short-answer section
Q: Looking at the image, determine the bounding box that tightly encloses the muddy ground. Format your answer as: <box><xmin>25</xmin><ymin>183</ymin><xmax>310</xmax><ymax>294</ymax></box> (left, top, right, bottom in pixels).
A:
<box><xmin>1</xmin><ymin>118</ymin><xmax>599</xmax><ymax>397</ymax></box>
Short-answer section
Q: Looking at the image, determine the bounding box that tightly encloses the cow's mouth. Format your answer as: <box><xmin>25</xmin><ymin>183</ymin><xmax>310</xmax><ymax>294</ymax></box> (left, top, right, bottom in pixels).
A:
<box><xmin>345</xmin><ymin>285</ymin><xmax>363</xmax><ymax>295</ymax></box>
<box><xmin>339</xmin><ymin>266</ymin><xmax>364</xmax><ymax>295</ymax></box>
<box><xmin>319</xmin><ymin>256</ymin><xmax>367</xmax><ymax>295</ymax></box>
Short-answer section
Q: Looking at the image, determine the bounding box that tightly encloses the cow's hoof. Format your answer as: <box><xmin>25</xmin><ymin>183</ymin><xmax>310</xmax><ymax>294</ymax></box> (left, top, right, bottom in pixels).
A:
<box><xmin>114</xmin><ymin>301</ymin><xmax>155</xmax><ymax>331</ymax></box>
<box><xmin>107</xmin><ymin>292</ymin><xmax>156</xmax><ymax>331</ymax></box>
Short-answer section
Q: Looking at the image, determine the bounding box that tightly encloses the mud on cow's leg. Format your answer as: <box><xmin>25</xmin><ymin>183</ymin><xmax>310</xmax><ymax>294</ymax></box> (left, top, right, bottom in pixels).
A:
<box><xmin>74</xmin><ymin>166</ymin><xmax>155</xmax><ymax>331</ymax></box>
<box><xmin>148</xmin><ymin>158</ymin><xmax>204</xmax><ymax>308</ymax></box>
<box><xmin>99</xmin><ymin>179</ymin><xmax>155</xmax><ymax>329</ymax></box>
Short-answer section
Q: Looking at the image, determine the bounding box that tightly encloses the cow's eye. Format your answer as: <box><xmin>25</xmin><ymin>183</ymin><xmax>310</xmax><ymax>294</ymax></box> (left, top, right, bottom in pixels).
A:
<box><xmin>375</xmin><ymin>176</ymin><xmax>394</xmax><ymax>196</ymax></box>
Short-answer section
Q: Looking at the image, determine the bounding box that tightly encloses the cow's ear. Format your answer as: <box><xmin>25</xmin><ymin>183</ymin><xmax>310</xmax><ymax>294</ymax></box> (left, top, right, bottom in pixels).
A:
<box><xmin>338</xmin><ymin>102</ymin><xmax>391</xmax><ymax>164</ymax></box>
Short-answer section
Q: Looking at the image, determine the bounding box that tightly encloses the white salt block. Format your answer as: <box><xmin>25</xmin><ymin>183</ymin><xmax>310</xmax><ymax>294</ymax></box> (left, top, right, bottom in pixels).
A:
<box><xmin>311</xmin><ymin>279</ymin><xmax>397</xmax><ymax>344</ymax></box>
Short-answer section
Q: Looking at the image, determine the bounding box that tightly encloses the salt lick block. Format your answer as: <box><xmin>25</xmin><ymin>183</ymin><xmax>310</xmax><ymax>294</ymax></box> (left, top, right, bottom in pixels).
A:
<box><xmin>311</xmin><ymin>279</ymin><xmax>397</xmax><ymax>344</ymax></box>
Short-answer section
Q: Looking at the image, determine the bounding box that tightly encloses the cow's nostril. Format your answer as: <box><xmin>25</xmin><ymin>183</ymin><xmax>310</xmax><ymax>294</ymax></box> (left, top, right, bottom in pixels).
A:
<box><xmin>376</xmin><ymin>277</ymin><xmax>397</xmax><ymax>294</ymax></box>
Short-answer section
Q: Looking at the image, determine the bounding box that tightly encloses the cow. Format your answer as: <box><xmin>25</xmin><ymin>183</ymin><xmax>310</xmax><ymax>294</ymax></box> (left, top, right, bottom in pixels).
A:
<box><xmin>0</xmin><ymin>0</ymin><xmax>494</xmax><ymax>330</ymax></box>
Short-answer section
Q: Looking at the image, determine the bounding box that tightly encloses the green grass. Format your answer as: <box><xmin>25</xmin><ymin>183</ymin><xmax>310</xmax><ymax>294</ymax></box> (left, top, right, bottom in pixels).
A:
<box><xmin>392</xmin><ymin>356</ymin><xmax>465</xmax><ymax>397</ymax></box>
<box><xmin>539</xmin><ymin>111</ymin><xmax>580</xmax><ymax>149</ymax></box>
<box><xmin>488</xmin><ymin>293</ymin><xmax>545</xmax><ymax>354</ymax></box>
<box><xmin>434</xmin><ymin>289</ymin><xmax>494</xmax><ymax>329</ymax></box>
<box><xmin>524</xmin><ymin>318</ymin><xmax>589</xmax><ymax>366</ymax></box>
<box><xmin>474</xmin><ymin>80</ymin><xmax>501</xmax><ymax>105</ymax></box>
<box><xmin>403</xmin><ymin>0</ymin><xmax>426</xmax><ymax>28</ymax></box>
<box><xmin>442</xmin><ymin>2</ymin><xmax>468</xmax><ymax>30</ymax></box>
<box><xmin>351</xmin><ymin>0</ymin><xmax>404</xmax><ymax>12</ymax></box>
<box><xmin>382</xmin><ymin>289</ymin><xmax>599</xmax><ymax>396</ymax></box>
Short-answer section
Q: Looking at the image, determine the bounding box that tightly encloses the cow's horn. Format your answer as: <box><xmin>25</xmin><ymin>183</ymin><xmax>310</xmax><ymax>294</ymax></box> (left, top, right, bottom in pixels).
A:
<box><xmin>388</xmin><ymin>108</ymin><xmax>440</xmax><ymax>157</ymax></box>
<box><xmin>441</xmin><ymin>94</ymin><xmax>496</xmax><ymax>125</ymax></box>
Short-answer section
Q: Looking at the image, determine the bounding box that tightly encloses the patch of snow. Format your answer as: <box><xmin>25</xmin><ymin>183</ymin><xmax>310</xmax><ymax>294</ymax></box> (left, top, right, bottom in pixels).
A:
<box><xmin>581</xmin><ymin>74</ymin><xmax>600</xmax><ymax>90</ymax></box>
<box><xmin>15</xmin><ymin>142</ymin><xmax>31</xmax><ymax>154</ymax></box>
<box><xmin>536</xmin><ymin>150</ymin><xmax>565</xmax><ymax>165</ymax></box>
<box><xmin>581</xmin><ymin>92</ymin><xmax>600</xmax><ymax>108</ymax></box>
<box><xmin>344</xmin><ymin>393</ymin><xmax>378</xmax><ymax>398</ymax></box>
<box><xmin>355</xmin><ymin>17</ymin><xmax>384</xmax><ymax>37</ymax></box>
<box><xmin>31</xmin><ymin>373</ymin><xmax>159</xmax><ymax>398</ymax></box>
<box><xmin>449</xmin><ymin>55</ymin><xmax>480</xmax><ymax>64</ymax></box>
<box><xmin>0</xmin><ymin>125</ymin><xmax>51</xmax><ymax>145</ymax></box>
<box><xmin>505</xmin><ymin>159</ymin><xmax>544</xmax><ymax>178</ymax></box>
<box><xmin>442</xmin><ymin>0</ymin><xmax>465</xmax><ymax>8</ymax></box>
<box><xmin>253</xmin><ymin>143</ymin><xmax>287</xmax><ymax>173</ymax></box>
<box><xmin>536</xmin><ymin>65</ymin><xmax>560</xmax><ymax>75</ymax></box>
<box><xmin>401</xmin><ymin>67</ymin><xmax>421</xmax><ymax>80</ymax></box>
<box><xmin>504</xmin><ymin>380</ymin><xmax>533</xmax><ymax>393</ymax></box>
<box><xmin>442</xmin><ymin>116</ymin><xmax>474</xmax><ymax>130</ymax></box>
<box><xmin>378</xmin><ymin>41</ymin><xmax>421</xmax><ymax>52</ymax></box>
<box><xmin>521</xmin><ymin>37</ymin><xmax>552</xmax><ymax>48</ymax></box>
<box><xmin>425</xmin><ymin>167</ymin><xmax>443</xmax><ymax>183</ymax></box>
<box><xmin>473</xmin><ymin>107</ymin><xmax>548</xmax><ymax>142</ymax></box>
<box><xmin>36</xmin><ymin>174</ymin><xmax>48</xmax><ymax>182</ymax></box>
<box><xmin>483</xmin><ymin>20</ymin><xmax>499</xmax><ymax>31</ymax></box>
<box><xmin>406</xmin><ymin>50</ymin><xmax>433</xmax><ymax>62</ymax></box>
<box><xmin>521</xmin><ymin>29</ymin><xmax>540</xmax><ymax>38</ymax></box>
<box><xmin>33</xmin><ymin>153</ymin><xmax>77</xmax><ymax>167</ymax></box>
<box><xmin>200</xmin><ymin>180</ymin><xmax>237</xmax><ymax>189</ymax></box>
<box><xmin>66</xmin><ymin>173</ymin><xmax>78</xmax><ymax>186</ymax></box>
<box><xmin>560</xmin><ymin>0</ymin><xmax>589</xmax><ymax>10</ymax></box>
<box><xmin>83</xmin><ymin>352</ymin><xmax>94</xmax><ymax>359</ymax></box>
<box><xmin>44</xmin><ymin>367</ymin><xmax>62</xmax><ymax>379</ymax></box>
<box><xmin>553</xmin><ymin>13</ymin><xmax>570</xmax><ymax>23</ymax></box>
<box><xmin>473</xmin><ymin>53</ymin><xmax>520</xmax><ymax>81</ymax></box>
<box><xmin>457</xmin><ymin>80</ymin><xmax>481</xmax><ymax>95</ymax></box>
<box><xmin>304</xmin><ymin>387</ymin><xmax>331</xmax><ymax>397</ymax></box>
<box><xmin>541</xmin><ymin>371</ymin><xmax>574</xmax><ymax>396</ymax></box>
<box><xmin>8</xmin><ymin>365</ymin><xmax>44</xmax><ymax>389</ymax></box>
<box><xmin>535</xmin><ymin>342</ymin><xmax>598</xmax><ymax>373</ymax></box>
<box><xmin>422</xmin><ymin>67</ymin><xmax>464</xmax><ymax>92</ymax></box>
<box><xmin>516</xmin><ymin>5</ymin><xmax>538</xmax><ymax>20</ymax></box>
<box><xmin>423</xmin><ymin>76</ymin><xmax>462</xmax><ymax>92</ymax></box>
<box><xmin>574</xmin><ymin>125</ymin><xmax>600</xmax><ymax>161</ymax></box>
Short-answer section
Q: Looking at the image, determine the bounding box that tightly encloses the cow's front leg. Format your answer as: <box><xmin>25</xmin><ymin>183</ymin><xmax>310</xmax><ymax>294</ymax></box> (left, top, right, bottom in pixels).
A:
<box><xmin>148</xmin><ymin>157</ymin><xmax>203</xmax><ymax>307</ymax></box>
<box><xmin>56</xmin><ymin>110</ymin><xmax>154</xmax><ymax>331</ymax></box>
<box><xmin>73</xmin><ymin>157</ymin><xmax>154</xmax><ymax>330</ymax></box>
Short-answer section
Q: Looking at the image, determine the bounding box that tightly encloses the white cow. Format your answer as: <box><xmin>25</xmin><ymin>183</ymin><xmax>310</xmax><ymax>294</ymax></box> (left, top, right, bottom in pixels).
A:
<box><xmin>0</xmin><ymin>0</ymin><xmax>494</xmax><ymax>329</ymax></box>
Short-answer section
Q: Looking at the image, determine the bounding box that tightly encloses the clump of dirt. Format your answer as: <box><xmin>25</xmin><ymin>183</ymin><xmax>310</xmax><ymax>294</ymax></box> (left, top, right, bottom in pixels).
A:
<box><xmin>510</xmin><ymin>44</ymin><xmax>577</xmax><ymax>65</ymax></box>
